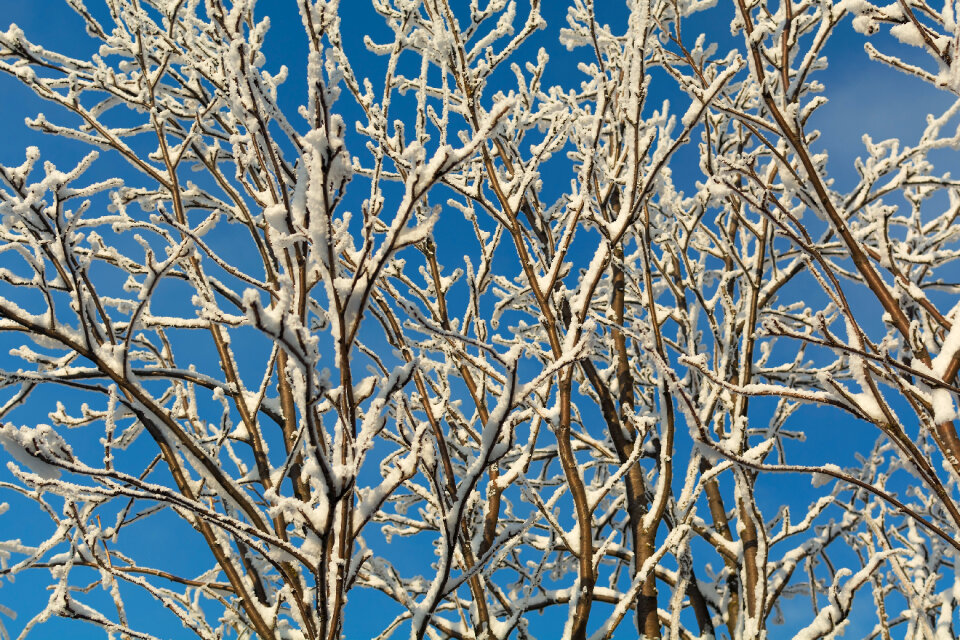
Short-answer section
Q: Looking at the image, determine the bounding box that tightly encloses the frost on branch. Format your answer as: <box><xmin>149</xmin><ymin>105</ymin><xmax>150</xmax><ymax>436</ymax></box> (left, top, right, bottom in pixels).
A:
<box><xmin>0</xmin><ymin>0</ymin><xmax>958</xmax><ymax>639</ymax></box>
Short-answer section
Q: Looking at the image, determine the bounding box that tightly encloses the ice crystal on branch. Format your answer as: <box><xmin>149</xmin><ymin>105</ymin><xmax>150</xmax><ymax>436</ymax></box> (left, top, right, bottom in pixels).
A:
<box><xmin>0</xmin><ymin>1</ymin><xmax>958</xmax><ymax>639</ymax></box>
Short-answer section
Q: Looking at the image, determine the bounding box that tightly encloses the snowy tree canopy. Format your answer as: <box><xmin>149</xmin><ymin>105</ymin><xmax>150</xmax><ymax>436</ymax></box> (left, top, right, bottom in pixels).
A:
<box><xmin>0</xmin><ymin>0</ymin><xmax>959</xmax><ymax>639</ymax></box>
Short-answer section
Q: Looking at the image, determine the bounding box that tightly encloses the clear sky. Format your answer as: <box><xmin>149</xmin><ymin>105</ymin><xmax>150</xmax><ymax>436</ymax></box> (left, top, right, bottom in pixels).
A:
<box><xmin>0</xmin><ymin>1</ymin><xmax>955</xmax><ymax>639</ymax></box>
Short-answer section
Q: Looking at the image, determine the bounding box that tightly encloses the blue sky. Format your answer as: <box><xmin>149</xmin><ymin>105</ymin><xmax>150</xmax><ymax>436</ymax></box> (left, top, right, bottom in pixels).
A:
<box><xmin>0</xmin><ymin>1</ymin><xmax>956</xmax><ymax>639</ymax></box>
